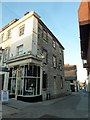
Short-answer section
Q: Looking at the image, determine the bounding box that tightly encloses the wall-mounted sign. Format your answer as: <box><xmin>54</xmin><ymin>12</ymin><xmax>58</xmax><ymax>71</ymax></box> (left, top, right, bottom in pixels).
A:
<box><xmin>1</xmin><ymin>90</ymin><xmax>9</xmax><ymax>104</ymax></box>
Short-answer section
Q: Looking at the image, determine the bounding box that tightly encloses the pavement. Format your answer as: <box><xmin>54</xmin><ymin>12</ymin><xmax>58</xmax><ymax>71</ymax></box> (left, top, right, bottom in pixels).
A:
<box><xmin>1</xmin><ymin>91</ymin><xmax>89</xmax><ymax>119</ymax></box>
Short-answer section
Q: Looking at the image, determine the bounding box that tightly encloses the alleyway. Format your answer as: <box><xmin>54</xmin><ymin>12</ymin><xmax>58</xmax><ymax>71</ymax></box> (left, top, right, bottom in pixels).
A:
<box><xmin>1</xmin><ymin>91</ymin><xmax>89</xmax><ymax>118</ymax></box>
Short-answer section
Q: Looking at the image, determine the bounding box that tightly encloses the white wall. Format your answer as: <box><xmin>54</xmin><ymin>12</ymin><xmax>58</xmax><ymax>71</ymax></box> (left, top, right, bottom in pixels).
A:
<box><xmin>10</xmin><ymin>16</ymin><xmax>38</xmax><ymax>57</ymax></box>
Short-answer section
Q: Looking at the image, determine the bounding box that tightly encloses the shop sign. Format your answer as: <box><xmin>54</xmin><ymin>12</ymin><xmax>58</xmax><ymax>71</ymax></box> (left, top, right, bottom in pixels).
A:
<box><xmin>1</xmin><ymin>90</ymin><xmax>9</xmax><ymax>104</ymax></box>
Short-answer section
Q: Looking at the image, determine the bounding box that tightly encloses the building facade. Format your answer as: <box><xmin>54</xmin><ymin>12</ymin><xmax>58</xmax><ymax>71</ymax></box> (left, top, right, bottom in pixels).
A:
<box><xmin>64</xmin><ymin>64</ymin><xmax>78</xmax><ymax>92</ymax></box>
<box><xmin>78</xmin><ymin>1</ymin><xmax>90</xmax><ymax>92</ymax></box>
<box><xmin>0</xmin><ymin>11</ymin><xmax>67</xmax><ymax>102</ymax></box>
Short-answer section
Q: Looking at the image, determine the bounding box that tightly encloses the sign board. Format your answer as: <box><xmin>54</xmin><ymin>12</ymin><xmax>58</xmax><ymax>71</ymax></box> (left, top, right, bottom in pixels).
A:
<box><xmin>1</xmin><ymin>90</ymin><xmax>9</xmax><ymax>104</ymax></box>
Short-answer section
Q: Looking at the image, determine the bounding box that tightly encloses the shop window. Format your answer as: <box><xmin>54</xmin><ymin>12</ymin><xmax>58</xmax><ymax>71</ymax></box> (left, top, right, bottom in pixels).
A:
<box><xmin>38</xmin><ymin>66</ymin><xmax>40</xmax><ymax>77</ymax></box>
<box><xmin>37</xmin><ymin>78</ymin><xmax>40</xmax><ymax>95</ymax></box>
<box><xmin>25</xmin><ymin>78</ymin><xmax>36</xmax><ymax>95</ymax></box>
<box><xmin>25</xmin><ymin>65</ymin><xmax>40</xmax><ymax>77</ymax></box>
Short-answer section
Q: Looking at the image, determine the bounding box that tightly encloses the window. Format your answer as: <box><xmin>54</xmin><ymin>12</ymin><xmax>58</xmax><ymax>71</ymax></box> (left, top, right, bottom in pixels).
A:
<box><xmin>59</xmin><ymin>49</ymin><xmax>62</xmax><ymax>54</ymax></box>
<box><xmin>61</xmin><ymin>76</ymin><xmax>63</xmax><ymax>89</ymax></box>
<box><xmin>7</xmin><ymin>29</ymin><xmax>11</xmax><ymax>39</ymax></box>
<box><xmin>58</xmin><ymin>60</ymin><xmax>62</xmax><ymax>70</ymax></box>
<box><xmin>17</xmin><ymin>45</ymin><xmax>23</xmax><ymax>55</ymax></box>
<box><xmin>42</xmin><ymin>71</ymin><xmax>47</xmax><ymax>89</ymax></box>
<box><xmin>38</xmin><ymin>27</ymin><xmax>42</xmax><ymax>39</ymax></box>
<box><xmin>0</xmin><ymin>35</ymin><xmax>2</xmax><ymax>43</ymax></box>
<box><xmin>42</xmin><ymin>49</ymin><xmax>48</xmax><ymax>64</ymax></box>
<box><xmin>19</xmin><ymin>25</ymin><xmax>25</xmax><ymax>36</ymax></box>
<box><xmin>52</xmin><ymin>39</ymin><xmax>56</xmax><ymax>48</ymax></box>
<box><xmin>25</xmin><ymin>78</ymin><xmax>36</xmax><ymax>95</ymax></box>
<box><xmin>24</xmin><ymin>65</ymin><xmax>40</xmax><ymax>95</ymax></box>
<box><xmin>3</xmin><ymin>47</ymin><xmax>10</xmax><ymax>62</ymax></box>
<box><xmin>43</xmin><ymin>29</ymin><xmax>47</xmax><ymax>42</ymax></box>
<box><xmin>24</xmin><ymin>65</ymin><xmax>40</xmax><ymax>77</ymax></box>
<box><xmin>1</xmin><ymin>33</ymin><xmax>4</xmax><ymax>42</ymax></box>
<box><xmin>53</xmin><ymin>55</ymin><xmax>57</xmax><ymax>68</ymax></box>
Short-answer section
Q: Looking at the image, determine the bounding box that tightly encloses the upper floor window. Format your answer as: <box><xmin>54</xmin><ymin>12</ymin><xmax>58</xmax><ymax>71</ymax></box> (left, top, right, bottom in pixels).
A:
<box><xmin>58</xmin><ymin>60</ymin><xmax>62</xmax><ymax>70</ymax></box>
<box><xmin>1</xmin><ymin>33</ymin><xmax>4</xmax><ymax>42</ymax></box>
<box><xmin>53</xmin><ymin>55</ymin><xmax>57</xmax><ymax>68</ymax></box>
<box><xmin>42</xmin><ymin>49</ymin><xmax>48</xmax><ymax>64</ymax></box>
<box><xmin>59</xmin><ymin>48</ymin><xmax>62</xmax><ymax>54</ymax></box>
<box><xmin>43</xmin><ymin>29</ymin><xmax>47</xmax><ymax>42</ymax></box>
<box><xmin>52</xmin><ymin>39</ymin><xmax>56</xmax><ymax>48</ymax></box>
<box><xmin>19</xmin><ymin>25</ymin><xmax>25</xmax><ymax>36</ymax></box>
<box><xmin>38</xmin><ymin>27</ymin><xmax>42</xmax><ymax>39</ymax></box>
<box><xmin>17</xmin><ymin>45</ymin><xmax>23</xmax><ymax>55</ymax></box>
<box><xmin>7</xmin><ymin>29</ymin><xmax>11</xmax><ymax>39</ymax></box>
<box><xmin>3</xmin><ymin>47</ymin><xmax>10</xmax><ymax>62</ymax></box>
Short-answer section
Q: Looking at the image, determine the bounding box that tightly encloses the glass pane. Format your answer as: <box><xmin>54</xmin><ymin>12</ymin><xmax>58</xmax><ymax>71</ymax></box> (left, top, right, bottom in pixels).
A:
<box><xmin>11</xmin><ymin>78</ymin><xmax>16</xmax><ymax>94</ymax></box>
<box><xmin>25</xmin><ymin>78</ymin><xmax>36</xmax><ymax>95</ymax></box>
<box><xmin>37</xmin><ymin>78</ymin><xmax>40</xmax><ymax>95</ymax></box>
<box><xmin>38</xmin><ymin>66</ymin><xmax>40</xmax><ymax>77</ymax></box>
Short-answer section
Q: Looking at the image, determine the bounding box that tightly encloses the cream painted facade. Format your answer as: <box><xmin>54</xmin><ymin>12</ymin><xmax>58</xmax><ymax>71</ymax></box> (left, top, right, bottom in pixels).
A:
<box><xmin>0</xmin><ymin>11</ymin><xmax>68</xmax><ymax>102</ymax></box>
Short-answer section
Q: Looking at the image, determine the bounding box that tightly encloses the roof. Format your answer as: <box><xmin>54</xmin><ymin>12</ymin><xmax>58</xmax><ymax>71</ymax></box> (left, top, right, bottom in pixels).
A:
<box><xmin>39</xmin><ymin>19</ymin><xmax>64</xmax><ymax>50</ymax></box>
<box><xmin>64</xmin><ymin>64</ymin><xmax>77</xmax><ymax>70</ymax></box>
<box><xmin>78</xmin><ymin>1</ymin><xmax>90</xmax><ymax>24</ymax></box>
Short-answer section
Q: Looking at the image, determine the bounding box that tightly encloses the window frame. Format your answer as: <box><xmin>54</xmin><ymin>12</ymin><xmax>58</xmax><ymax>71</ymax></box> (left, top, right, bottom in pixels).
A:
<box><xmin>52</xmin><ymin>39</ymin><xmax>56</xmax><ymax>48</ymax></box>
<box><xmin>17</xmin><ymin>44</ymin><xmax>23</xmax><ymax>55</ymax></box>
<box><xmin>42</xmin><ymin>48</ymin><xmax>48</xmax><ymax>64</ymax></box>
<box><xmin>19</xmin><ymin>24</ymin><xmax>25</xmax><ymax>36</ymax></box>
<box><xmin>7</xmin><ymin>29</ymin><xmax>11</xmax><ymax>39</ymax></box>
<box><xmin>52</xmin><ymin>55</ymin><xmax>57</xmax><ymax>68</ymax></box>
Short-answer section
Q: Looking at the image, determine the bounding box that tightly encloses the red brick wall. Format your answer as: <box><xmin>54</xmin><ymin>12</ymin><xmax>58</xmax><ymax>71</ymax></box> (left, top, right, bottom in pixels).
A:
<box><xmin>78</xmin><ymin>2</ymin><xmax>90</xmax><ymax>24</ymax></box>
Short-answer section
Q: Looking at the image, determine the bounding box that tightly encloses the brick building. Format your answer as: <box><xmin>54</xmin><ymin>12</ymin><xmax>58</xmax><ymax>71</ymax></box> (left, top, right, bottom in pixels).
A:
<box><xmin>0</xmin><ymin>11</ymin><xmax>68</xmax><ymax>102</ymax></box>
<box><xmin>78</xmin><ymin>1</ymin><xmax>90</xmax><ymax>92</ymax></box>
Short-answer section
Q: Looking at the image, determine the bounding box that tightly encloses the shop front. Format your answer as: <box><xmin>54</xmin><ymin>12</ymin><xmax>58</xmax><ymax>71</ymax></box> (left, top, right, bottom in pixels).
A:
<box><xmin>5</xmin><ymin>55</ymin><xmax>43</xmax><ymax>102</ymax></box>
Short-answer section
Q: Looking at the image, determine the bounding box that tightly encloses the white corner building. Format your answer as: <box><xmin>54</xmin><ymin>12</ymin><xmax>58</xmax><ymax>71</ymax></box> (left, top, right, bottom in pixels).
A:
<box><xmin>0</xmin><ymin>11</ymin><xmax>68</xmax><ymax>102</ymax></box>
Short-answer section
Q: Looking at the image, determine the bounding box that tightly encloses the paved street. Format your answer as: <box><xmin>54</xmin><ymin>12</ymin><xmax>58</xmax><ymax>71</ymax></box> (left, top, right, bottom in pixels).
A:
<box><xmin>2</xmin><ymin>91</ymin><xmax>89</xmax><ymax>118</ymax></box>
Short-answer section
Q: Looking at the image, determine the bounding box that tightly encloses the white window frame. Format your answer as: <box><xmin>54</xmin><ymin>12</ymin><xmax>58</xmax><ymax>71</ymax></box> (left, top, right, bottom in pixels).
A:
<box><xmin>19</xmin><ymin>25</ymin><xmax>25</xmax><ymax>36</ymax></box>
<box><xmin>7</xmin><ymin>29</ymin><xmax>11</xmax><ymax>39</ymax></box>
<box><xmin>17</xmin><ymin>45</ymin><xmax>23</xmax><ymax>55</ymax></box>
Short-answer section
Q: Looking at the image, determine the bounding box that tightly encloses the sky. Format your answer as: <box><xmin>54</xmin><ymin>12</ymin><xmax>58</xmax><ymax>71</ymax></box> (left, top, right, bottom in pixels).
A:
<box><xmin>1</xmin><ymin>2</ymin><xmax>87</xmax><ymax>82</ymax></box>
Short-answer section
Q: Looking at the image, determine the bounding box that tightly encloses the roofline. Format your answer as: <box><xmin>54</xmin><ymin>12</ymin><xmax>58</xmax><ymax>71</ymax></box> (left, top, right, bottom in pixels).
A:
<box><xmin>39</xmin><ymin>19</ymin><xmax>64</xmax><ymax>50</ymax></box>
<box><xmin>1</xmin><ymin>11</ymin><xmax>40</xmax><ymax>33</ymax></box>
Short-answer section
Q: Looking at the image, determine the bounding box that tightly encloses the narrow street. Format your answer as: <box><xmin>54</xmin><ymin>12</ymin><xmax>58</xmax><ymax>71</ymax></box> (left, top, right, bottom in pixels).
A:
<box><xmin>2</xmin><ymin>91</ymin><xmax>88</xmax><ymax>118</ymax></box>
